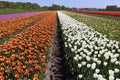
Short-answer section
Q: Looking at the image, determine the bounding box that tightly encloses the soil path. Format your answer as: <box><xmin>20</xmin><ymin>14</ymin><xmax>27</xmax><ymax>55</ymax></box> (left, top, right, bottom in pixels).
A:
<box><xmin>45</xmin><ymin>16</ymin><xmax>70</xmax><ymax>80</ymax></box>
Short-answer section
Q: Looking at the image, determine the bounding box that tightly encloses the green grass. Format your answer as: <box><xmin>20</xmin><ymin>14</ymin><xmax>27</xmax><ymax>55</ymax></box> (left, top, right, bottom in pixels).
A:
<box><xmin>0</xmin><ymin>8</ymin><xmax>39</xmax><ymax>15</ymax></box>
<box><xmin>82</xmin><ymin>13</ymin><xmax>120</xmax><ymax>21</ymax></box>
<box><xmin>63</xmin><ymin>11</ymin><xmax>120</xmax><ymax>43</ymax></box>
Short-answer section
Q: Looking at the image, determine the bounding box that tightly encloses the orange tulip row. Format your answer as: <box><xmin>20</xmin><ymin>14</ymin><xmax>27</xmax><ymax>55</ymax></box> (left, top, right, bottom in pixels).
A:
<box><xmin>0</xmin><ymin>11</ymin><xmax>56</xmax><ymax>80</ymax></box>
<box><xmin>0</xmin><ymin>12</ymin><xmax>49</xmax><ymax>41</ymax></box>
<box><xmin>0</xmin><ymin>13</ymin><xmax>41</xmax><ymax>27</ymax></box>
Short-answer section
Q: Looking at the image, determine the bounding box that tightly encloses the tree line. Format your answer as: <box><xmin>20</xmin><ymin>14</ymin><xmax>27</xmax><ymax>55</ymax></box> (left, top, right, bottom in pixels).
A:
<box><xmin>105</xmin><ymin>5</ymin><xmax>120</xmax><ymax>11</ymax></box>
<box><xmin>0</xmin><ymin>1</ymin><xmax>119</xmax><ymax>11</ymax></box>
<box><xmin>74</xmin><ymin>5</ymin><xmax>120</xmax><ymax>11</ymax></box>
<box><xmin>0</xmin><ymin>1</ymin><xmax>70</xmax><ymax>10</ymax></box>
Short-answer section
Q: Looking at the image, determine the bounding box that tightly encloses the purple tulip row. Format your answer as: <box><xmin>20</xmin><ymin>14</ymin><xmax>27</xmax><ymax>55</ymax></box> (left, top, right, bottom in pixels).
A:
<box><xmin>0</xmin><ymin>11</ymin><xmax>44</xmax><ymax>21</ymax></box>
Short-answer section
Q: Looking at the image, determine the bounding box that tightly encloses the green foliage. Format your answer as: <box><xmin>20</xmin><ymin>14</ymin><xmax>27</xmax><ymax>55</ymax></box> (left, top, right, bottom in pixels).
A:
<box><xmin>0</xmin><ymin>1</ymin><xmax>70</xmax><ymax>14</ymax></box>
<box><xmin>0</xmin><ymin>1</ymin><xmax>42</xmax><ymax>14</ymax></box>
<box><xmin>106</xmin><ymin>5</ymin><xmax>120</xmax><ymax>11</ymax></box>
<box><xmin>0</xmin><ymin>8</ymin><xmax>36</xmax><ymax>14</ymax></box>
<box><xmin>49</xmin><ymin>4</ymin><xmax>70</xmax><ymax>10</ymax></box>
<box><xmin>80</xmin><ymin>13</ymin><xmax>120</xmax><ymax>21</ymax></box>
<box><xmin>0</xmin><ymin>1</ymin><xmax>40</xmax><ymax>10</ymax></box>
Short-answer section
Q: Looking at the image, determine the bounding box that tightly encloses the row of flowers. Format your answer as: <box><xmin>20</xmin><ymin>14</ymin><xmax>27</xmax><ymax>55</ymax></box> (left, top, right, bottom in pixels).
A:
<box><xmin>0</xmin><ymin>11</ymin><xmax>44</xmax><ymax>21</ymax></box>
<box><xmin>0</xmin><ymin>12</ymin><xmax>49</xmax><ymax>44</ymax></box>
<box><xmin>0</xmin><ymin>12</ymin><xmax>45</xmax><ymax>27</ymax></box>
<box><xmin>0</xmin><ymin>11</ymin><xmax>56</xmax><ymax>80</ymax></box>
<box><xmin>63</xmin><ymin>11</ymin><xmax>120</xmax><ymax>44</ymax></box>
<box><xmin>71</xmin><ymin>10</ymin><xmax>120</xmax><ymax>16</ymax></box>
<box><xmin>58</xmin><ymin>11</ymin><xmax>120</xmax><ymax>80</ymax></box>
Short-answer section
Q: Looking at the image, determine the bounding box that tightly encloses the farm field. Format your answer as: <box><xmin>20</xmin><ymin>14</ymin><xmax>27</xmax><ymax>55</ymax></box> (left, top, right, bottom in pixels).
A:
<box><xmin>0</xmin><ymin>11</ymin><xmax>57</xmax><ymax>80</ymax></box>
<box><xmin>71</xmin><ymin>10</ymin><xmax>120</xmax><ymax>16</ymax></box>
<box><xmin>0</xmin><ymin>10</ymin><xmax>120</xmax><ymax>80</ymax></box>
<box><xmin>79</xmin><ymin>13</ymin><xmax>120</xmax><ymax>21</ymax></box>
<box><xmin>63</xmin><ymin>11</ymin><xmax>120</xmax><ymax>43</ymax></box>
<box><xmin>0</xmin><ymin>8</ymin><xmax>40</xmax><ymax>15</ymax></box>
<box><xmin>59</xmin><ymin>11</ymin><xmax>120</xmax><ymax>80</ymax></box>
<box><xmin>70</xmin><ymin>10</ymin><xmax>120</xmax><ymax>21</ymax></box>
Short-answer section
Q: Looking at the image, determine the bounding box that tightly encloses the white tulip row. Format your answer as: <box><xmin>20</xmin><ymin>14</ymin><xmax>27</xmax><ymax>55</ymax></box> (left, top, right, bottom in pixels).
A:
<box><xmin>57</xmin><ymin>11</ymin><xmax>120</xmax><ymax>80</ymax></box>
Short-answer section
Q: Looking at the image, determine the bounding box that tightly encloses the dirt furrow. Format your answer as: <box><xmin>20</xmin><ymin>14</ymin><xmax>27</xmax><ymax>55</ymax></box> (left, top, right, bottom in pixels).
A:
<box><xmin>46</xmin><ymin>16</ymin><xmax>71</xmax><ymax>80</ymax></box>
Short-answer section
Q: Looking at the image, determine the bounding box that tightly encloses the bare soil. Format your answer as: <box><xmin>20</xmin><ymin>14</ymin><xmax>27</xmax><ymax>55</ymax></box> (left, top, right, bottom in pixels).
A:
<box><xmin>45</xmin><ymin>15</ymin><xmax>72</xmax><ymax>80</ymax></box>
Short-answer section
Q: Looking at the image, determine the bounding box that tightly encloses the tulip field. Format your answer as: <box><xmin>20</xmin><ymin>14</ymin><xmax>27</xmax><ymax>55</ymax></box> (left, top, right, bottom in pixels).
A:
<box><xmin>0</xmin><ymin>11</ymin><xmax>120</xmax><ymax>80</ymax></box>
<box><xmin>0</xmin><ymin>11</ymin><xmax>56</xmax><ymax>80</ymax></box>
<box><xmin>71</xmin><ymin>10</ymin><xmax>120</xmax><ymax>16</ymax></box>
<box><xmin>59</xmin><ymin>11</ymin><xmax>120</xmax><ymax>80</ymax></box>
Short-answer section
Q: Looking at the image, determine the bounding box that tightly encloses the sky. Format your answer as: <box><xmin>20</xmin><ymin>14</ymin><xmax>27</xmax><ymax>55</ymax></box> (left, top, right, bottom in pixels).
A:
<box><xmin>3</xmin><ymin>0</ymin><xmax>120</xmax><ymax>8</ymax></box>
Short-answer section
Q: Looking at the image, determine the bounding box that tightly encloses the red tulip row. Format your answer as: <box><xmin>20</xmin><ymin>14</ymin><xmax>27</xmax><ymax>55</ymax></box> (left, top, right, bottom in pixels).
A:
<box><xmin>71</xmin><ymin>10</ymin><xmax>120</xmax><ymax>16</ymax></box>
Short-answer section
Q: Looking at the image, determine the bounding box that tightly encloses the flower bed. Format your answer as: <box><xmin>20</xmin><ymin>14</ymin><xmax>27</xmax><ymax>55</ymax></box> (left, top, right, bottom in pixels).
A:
<box><xmin>0</xmin><ymin>11</ymin><xmax>45</xmax><ymax>21</ymax></box>
<box><xmin>71</xmin><ymin>10</ymin><xmax>120</xmax><ymax>16</ymax></box>
<box><xmin>58</xmin><ymin>11</ymin><xmax>120</xmax><ymax>80</ymax></box>
<box><xmin>0</xmin><ymin>11</ymin><xmax>56</xmax><ymax>80</ymax></box>
<box><xmin>0</xmin><ymin>12</ymin><xmax>49</xmax><ymax>44</ymax></box>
